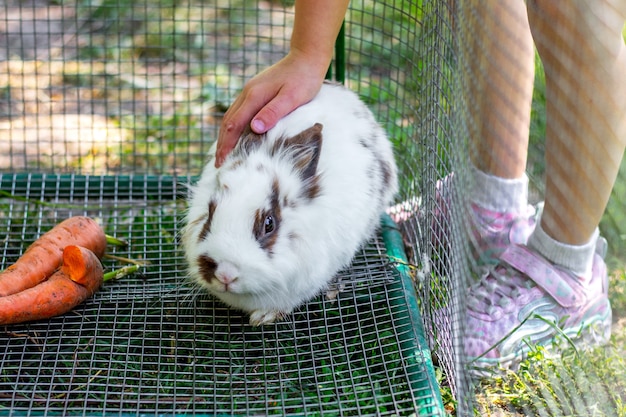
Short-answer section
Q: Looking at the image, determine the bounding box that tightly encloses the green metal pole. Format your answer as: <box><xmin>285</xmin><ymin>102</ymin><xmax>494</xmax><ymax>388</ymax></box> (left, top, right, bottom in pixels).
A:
<box><xmin>326</xmin><ymin>20</ymin><xmax>346</xmax><ymax>83</ymax></box>
<box><xmin>334</xmin><ymin>20</ymin><xmax>346</xmax><ymax>83</ymax></box>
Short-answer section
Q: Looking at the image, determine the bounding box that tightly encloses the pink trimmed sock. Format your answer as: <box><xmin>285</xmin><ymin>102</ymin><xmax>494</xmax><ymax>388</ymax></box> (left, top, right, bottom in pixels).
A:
<box><xmin>470</xmin><ymin>165</ymin><xmax>529</xmax><ymax>214</ymax></box>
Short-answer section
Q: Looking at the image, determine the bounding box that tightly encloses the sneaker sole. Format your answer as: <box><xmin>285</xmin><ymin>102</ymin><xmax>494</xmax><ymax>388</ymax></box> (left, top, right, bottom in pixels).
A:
<box><xmin>468</xmin><ymin>299</ymin><xmax>612</xmax><ymax>376</ymax></box>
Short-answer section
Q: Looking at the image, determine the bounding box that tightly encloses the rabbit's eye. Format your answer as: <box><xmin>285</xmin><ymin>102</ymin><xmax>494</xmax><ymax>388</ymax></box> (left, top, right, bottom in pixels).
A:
<box><xmin>253</xmin><ymin>194</ymin><xmax>280</xmax><ymax>251</ymax></box>
<box><xmin>264</xmin><ymin>215</ymin><xmax>275</xmax><ymax>234</ymax></box>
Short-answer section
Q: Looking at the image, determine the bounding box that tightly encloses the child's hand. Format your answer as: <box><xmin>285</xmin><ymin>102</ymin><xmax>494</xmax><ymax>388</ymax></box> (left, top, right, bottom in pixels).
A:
<box><xmin>215</xmin><ymin>51</ymin><xmax>327</xmax><ymax>167</ymax></box>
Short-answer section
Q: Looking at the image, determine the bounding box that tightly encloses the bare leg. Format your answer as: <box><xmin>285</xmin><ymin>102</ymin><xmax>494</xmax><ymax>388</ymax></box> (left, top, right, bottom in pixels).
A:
<box><xmin>528</xmin><ymin>0</ymin><xmax>626</xmax><ymax>246</ymax></box>
<box><xmin>461</xmin><ymin>0</ymin><xmax>534</xmax><ymax>179</ymax></box>
<box><xmin>452</xmin><ymin>0</ymin><xmax>536</xmax><ymax>263</ymax></box>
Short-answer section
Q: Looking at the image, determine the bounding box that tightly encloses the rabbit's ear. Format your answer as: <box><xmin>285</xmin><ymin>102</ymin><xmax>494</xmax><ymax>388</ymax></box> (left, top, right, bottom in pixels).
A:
<box><xmin>282</xmin><ymin>123</ymin><xmax>323</xmax><ymax>181</ymax></box>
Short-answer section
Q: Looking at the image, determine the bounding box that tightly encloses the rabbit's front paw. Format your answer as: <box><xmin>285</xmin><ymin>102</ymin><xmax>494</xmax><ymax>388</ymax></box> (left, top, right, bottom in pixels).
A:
<box><xmin>249</xmin><ymin>309</ymin><xmax>285</xmax><ymax>326</ymax></box>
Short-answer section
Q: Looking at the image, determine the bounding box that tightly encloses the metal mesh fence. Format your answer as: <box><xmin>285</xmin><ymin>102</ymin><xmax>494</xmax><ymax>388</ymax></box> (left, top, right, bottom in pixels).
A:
<box><xmin>0</xmin><ymin>0</ymin><xmax>452</xmax><ymax>415</ymax></box>
<box><xmin>451</xmin><ymin>1</ymin><xmax>626</xmax><ymax>416</ymax></box>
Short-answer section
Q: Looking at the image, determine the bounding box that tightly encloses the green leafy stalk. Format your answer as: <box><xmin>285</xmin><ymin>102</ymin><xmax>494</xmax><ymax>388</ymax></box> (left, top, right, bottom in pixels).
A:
<box><xmin>103</xmin><ymin>264</ymin><xmax>140</xmax><ymax>282</ymax></box>
<box><xmin>106</xmin><ymin>234</ymin><xmax>128</xmax><ymax>247</ymax></box>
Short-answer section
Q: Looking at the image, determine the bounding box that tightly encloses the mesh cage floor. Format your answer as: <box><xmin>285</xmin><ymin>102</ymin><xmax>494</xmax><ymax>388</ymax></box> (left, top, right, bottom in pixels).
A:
<box><xmin>0</xmin><ymin>174</ymin><xmax>442</xmax><ymax>416</ymax></box>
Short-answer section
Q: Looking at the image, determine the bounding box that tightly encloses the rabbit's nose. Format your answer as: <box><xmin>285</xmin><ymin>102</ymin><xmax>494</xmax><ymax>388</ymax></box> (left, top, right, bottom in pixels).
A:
<box><xmin>215</xmin><ymin>262</ymin><xmax>239</xmax><ymax>290</ymax></box>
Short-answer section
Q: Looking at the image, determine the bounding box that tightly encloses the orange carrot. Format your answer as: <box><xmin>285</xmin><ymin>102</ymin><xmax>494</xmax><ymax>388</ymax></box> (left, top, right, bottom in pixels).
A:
<box><xmin>0</xmin><ymin>216</ymin><xmax>107</xmax><ymax>297</ymax></box>
<box><xmin>0</xmin><ymin>245</ymin><xmax>103</xmax><ymax>326</ymax></box>
<box><xmin>62</xmin><ymin>245</ymin><xmax>103</xmax><ymax>287</ymax></box>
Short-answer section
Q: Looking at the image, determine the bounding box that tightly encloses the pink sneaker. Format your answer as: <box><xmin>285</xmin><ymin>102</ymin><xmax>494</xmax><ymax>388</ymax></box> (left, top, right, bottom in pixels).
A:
<box><xmin>431</xmin><ymin>173</ymin><xmax>538</xmax><ymax>265</ymax></box>
<box><xmin>464</xmin><ymin>243</ymin><xmax>612</xmax><ymax>374</ymax></box>
<box><xmin>468</xmin><ymin>202</ymin><xmax>538</xmax><ymax>265</ymax></box>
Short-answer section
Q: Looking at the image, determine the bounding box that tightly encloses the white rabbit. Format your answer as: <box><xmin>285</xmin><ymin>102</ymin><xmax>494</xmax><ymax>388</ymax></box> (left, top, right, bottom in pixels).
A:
<box><xmin>182</xmin><ymin>82</ymin><xmax>398</xmax><ymax>326</ymax></box>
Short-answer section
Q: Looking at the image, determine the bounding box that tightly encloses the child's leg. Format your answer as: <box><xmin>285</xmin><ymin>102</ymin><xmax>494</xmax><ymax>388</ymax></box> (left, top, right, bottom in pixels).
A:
<box><xmin>453</xmin><ymin>0</ymin><xmax>537</xmax><ymax>264</ymax></box>
<box><xmin>465</xmin><ymin>0</ymin><xmax>625</xmax><ymax>372</ymax></box>
<box><xmin>527</xmin><ymin>0</ymin><xmax>626</xmax><ymax>270</ymax></box>
<box><xmin>461</xmin><ymin>0</ymin><xmax>534</xmax><ymax>180</ymax></box>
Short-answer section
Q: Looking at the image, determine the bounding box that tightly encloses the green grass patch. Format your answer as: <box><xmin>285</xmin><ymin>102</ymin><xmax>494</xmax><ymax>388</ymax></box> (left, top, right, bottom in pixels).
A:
<box><xmin>476</xmin><ymin>338</ymin><xmax>626</xmax><ymax>416</ymax></box>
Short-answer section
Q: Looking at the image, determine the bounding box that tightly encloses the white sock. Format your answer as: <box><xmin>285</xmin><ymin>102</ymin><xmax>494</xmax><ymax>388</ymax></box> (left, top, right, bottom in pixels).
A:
<box><xmin>470</xmin><ymin>165</ymin><xmax>529</xmax><ymax>214</ymax></box>
<box><xmin>527</xmin><ymin>216</ymin><xmax>598</xmax><ymax>280</ymax></box>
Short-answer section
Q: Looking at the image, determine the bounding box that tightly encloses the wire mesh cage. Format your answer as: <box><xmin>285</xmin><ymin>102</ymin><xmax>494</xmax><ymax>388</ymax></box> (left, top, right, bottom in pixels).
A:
<box><xmin>0</xmin><ymin>0</ymin><xmax>455</xmax><ymax>415</ymax></box>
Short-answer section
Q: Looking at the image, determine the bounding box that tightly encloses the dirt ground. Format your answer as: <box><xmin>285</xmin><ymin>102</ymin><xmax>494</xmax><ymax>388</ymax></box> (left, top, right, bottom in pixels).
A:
<box><xmin>0</xmin><ymin>0</ymin><xmax>290</xmax><ymax>173</ymax></box>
